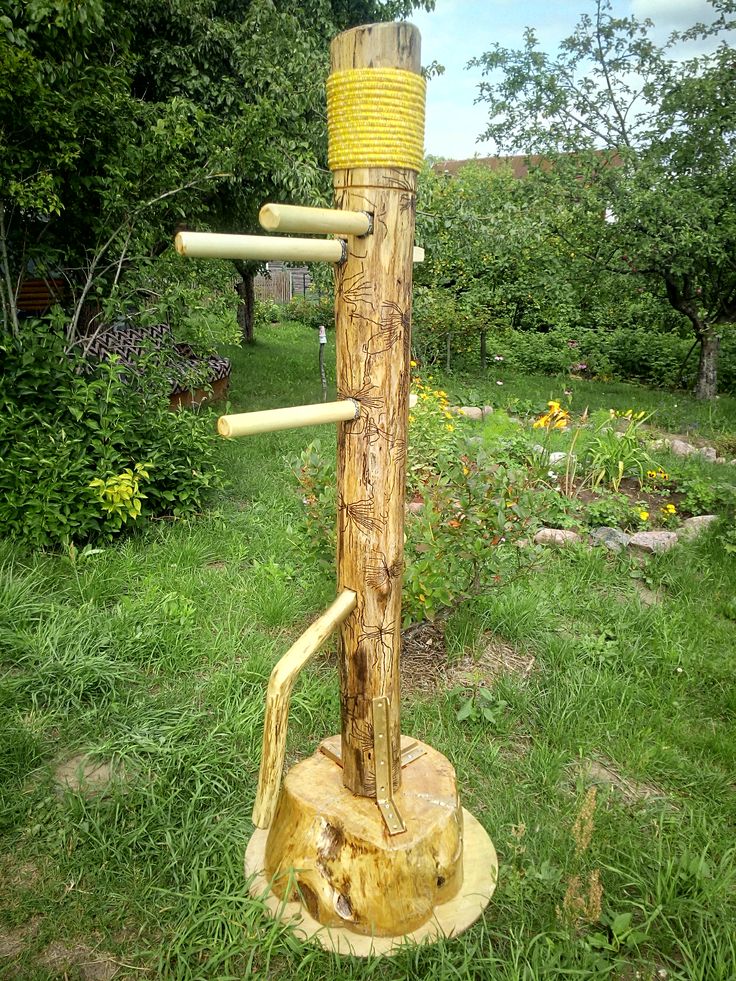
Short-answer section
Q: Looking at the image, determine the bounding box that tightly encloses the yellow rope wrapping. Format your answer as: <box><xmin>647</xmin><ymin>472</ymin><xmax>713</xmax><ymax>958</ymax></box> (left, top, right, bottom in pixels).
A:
<box><xmin>326</xmin><ymin>68</ymin><xmax>426</xmax><ymax>172</ymax></box>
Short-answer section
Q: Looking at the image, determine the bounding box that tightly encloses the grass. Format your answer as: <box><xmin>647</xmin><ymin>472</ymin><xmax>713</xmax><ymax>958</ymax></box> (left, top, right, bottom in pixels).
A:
<box><xmin>435</xmin><ymin>359</ymin><xmax>736</xmax><ymax>447</ymax></box>
<box><xmin>1</xmin><ymin>321</ymin><xmax>735</xmax><ymax>979</ymax></box>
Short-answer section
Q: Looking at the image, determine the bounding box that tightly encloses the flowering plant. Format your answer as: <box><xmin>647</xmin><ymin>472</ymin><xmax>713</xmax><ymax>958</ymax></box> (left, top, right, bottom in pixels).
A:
<box><xmin>532</xmin><ymin>400</ymin><xmax>571</xmax><ymax>431</ymax></box>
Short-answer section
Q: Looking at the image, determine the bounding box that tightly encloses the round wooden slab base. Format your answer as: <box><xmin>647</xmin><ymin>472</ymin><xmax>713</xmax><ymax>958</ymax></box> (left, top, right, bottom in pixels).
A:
<box><xmin>244</xmin><ymin>807</ymin><xmax>498</xmax><ymax>957</ymax></box>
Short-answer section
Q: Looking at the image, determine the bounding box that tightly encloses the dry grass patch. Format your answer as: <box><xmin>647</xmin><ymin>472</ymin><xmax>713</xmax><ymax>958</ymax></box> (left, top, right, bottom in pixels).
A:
<box><xmin>38</xmin><ymin>940</ymin><xmax>121</xmax><ymax>980</ymax></box>
<box><xmin>401</xmin><ymin>626</ymin><xmax>536</xmax><ymax>694</ymax></box>
<box><xmin>447</xmin><ymin>635</ymin><xmax>536</xmax><ymax>688</ymax></box>
<box><xmin>579</xmin><ymin>758</ymin><xmax>667</xmax><ymax>806</ymax></box>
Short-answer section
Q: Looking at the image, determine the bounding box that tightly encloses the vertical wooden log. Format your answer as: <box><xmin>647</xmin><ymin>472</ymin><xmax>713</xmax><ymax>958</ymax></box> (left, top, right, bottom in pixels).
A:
<box><xmin>331</xmin><ymin>23</ymin><xmax>421</xmax><ymax>796</ymax></box>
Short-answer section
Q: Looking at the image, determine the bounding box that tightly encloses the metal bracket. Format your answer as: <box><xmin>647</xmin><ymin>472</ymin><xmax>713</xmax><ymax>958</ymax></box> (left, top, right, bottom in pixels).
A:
<box><xmin>372</xmin><ymin>696</ymin><xmax>406</xmax><ymax>835</ymax></box>
<box><xmin>319</xmin><ymin>734</ymin><xmax>426</xmax><ymax>770</ymax></box>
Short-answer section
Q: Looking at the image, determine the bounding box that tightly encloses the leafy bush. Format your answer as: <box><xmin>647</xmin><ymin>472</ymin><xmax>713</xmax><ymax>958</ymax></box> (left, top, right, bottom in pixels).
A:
<box><xmin>408</xmin><ymin>374</ymin><xmax>463</xmax><ymax>488</ymax></box>
<box><xmin>584</xmin><ymin>411</ymin><xmax>653</xmax><ymax>491</ymax></box>
<box><xmin>282</xmin><ymin>295</ymin><xmax>333</xmax><ymax>330</ymax></box>
<box><xmin>255</xmin><ymin>299</ymin><xmax>280</xmax><ymax>325</ymax></box>
<box><xmin>670</xmin><ymin>466</ymin><xmax>736</xmax><ymax>516</ymax></box>
<box><xmin>125</xmin><ymin>250</ymin><xmax>241</xmax><ymax>354</ymax></box>
<box><xmin>290</xmin><ymin>433</ymin><xmax>536</xmax><ymax>625</ymax></box>
<box><xmin>0</xmin><ymin>322</ymin><xmax>222</xmax><ymax>548</ymax></box>
<box><xmin>581</xmin><ymin>491</ymin><xmax>639</xmax><ymax>529</ymax></box>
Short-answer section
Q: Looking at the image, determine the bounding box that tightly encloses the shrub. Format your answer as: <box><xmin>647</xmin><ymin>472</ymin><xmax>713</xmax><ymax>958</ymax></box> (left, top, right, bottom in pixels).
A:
<box><xmin>0</xmin><ymin>322</ymin><xmax>222</xmax><ymax>548</ymax></box>
<box><xmin>282</xmin><ymin>295</ymin><xmax>333</xmax><ymax>330</ymax></box>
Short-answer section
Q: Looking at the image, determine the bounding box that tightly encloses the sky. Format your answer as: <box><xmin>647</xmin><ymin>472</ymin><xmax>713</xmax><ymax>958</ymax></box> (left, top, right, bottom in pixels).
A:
<box><xmin>409</xmin><ymin>0</ymin><xmax>718</xmax><ymax>159</ymax></box>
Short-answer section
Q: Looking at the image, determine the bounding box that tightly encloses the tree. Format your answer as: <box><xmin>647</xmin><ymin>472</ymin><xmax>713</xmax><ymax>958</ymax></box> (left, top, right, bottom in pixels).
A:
<box><xmin>471</xmin><ymin>0</ymin><xmax>736</xmax><ymax>398</ymax></box>
<box><xmin>0</xmin><ymin>0</ymin><xmax>433</xmax><ymax>345</ymax></box>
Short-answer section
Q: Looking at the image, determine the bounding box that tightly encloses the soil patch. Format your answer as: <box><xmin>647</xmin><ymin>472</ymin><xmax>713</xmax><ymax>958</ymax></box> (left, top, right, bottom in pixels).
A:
<box><xmin>400</xmin><ymin>625</ymin><xmax>535</xmax><ymax>694</ymax></box>
<box><xmin>400</xmin><ymin>620</ymin><xmax>447</xmax><ymax>693</ymax></box>
<box><xmin>54</xmin><ymin>754</ymin><xmax>128</xmax><ymax>796</ymax></box>
<box><xmin>579</xmin><ymin>759</ymin><xmax>667</xmax><ymax>805</ymax></box>
<box><xmin>447</xmin><ymin>636</ymin><xmax>535</xmax><ymax>688</ymax></box>
<box><xmin>38</xmin><ymin>941</ymin><xmax>120</xmax><ymax>980</ymax></box>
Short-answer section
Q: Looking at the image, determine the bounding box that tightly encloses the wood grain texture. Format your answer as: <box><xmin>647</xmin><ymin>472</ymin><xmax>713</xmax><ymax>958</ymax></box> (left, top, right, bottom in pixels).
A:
<box><xmin>331</xmin><ymin>22</ymin><xmax>421</xmax><ymax>797</ymax></box>
<box><xmin>246</xmin><ymin>806</ymin><xmax>498</xmax><ymax>956</ymax></box>
<box><xmin>262</xmin><ymin>738</ymin><xmax>466</xmax><ymax>937</ymax></box>
<box><xmin>252</xmin><ymin>590</ymin><xmax>357</xmax><ymax>829</ymax></box>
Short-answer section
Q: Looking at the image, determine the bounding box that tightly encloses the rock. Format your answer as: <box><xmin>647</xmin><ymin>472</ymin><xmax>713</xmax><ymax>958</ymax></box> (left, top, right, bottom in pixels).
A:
<box><xmin>649</xmin><ymin>438</ymin><xmax>670</xmax><ymax>451</ymax></box>
<box><xmin>628</xmin><ymin>531</ymin><xmax>678</xmax><ymax>554</ymax></box>
<box><xmin>670</xmin><ymin>438</ymin><xmax>696</xmax><ymax>457</ymax></box>
<box><xmin>549</xmin><ymin>451</ymin><xmax>576</xmax><ymax>466</ymax></box>
<box><xmin>458</xmin><ymin>406</ymin><xmax>483</xmax><ymax>421</ymax></box>
<box><xmin>409</xmin><ymin>392</ymin><xmax>418</xmax><ymax>408</ymax></box>
<box><xmin>482</xmin><ymin>405</ymin><xmax>494</xmax><ymax>418</ymax></box>
<box><xmin>533</xmin><ymin>528</ymin><xmax>581</xmax><ymax>546</ymax></box>
<box><xmin>532</xmin><ymin>443</ymin><xmax>546</xmax><ymax>455</ymax></box>
<box><xmin>676</xmin><ymin>514</ymin><xmax>718</xmax><ymax>540</ymax></box>
<box><xmin>697</xmin><ymin>446</ymin><xmax>717</xmax><ymax>463</ymax></box>
<box><xmin>590</xmin><ymin>526</ymin><xmax>631</xmax><ymax>552</ymax></box>
<box><xmin>716</xmin><ymin>456</ymin><xmax>727</xmax><ymax>465</ymax></box>
<box><xmin>407</xmin><ymin>501</ymin><xmax>425</xmax><ymax>515</ymax></box>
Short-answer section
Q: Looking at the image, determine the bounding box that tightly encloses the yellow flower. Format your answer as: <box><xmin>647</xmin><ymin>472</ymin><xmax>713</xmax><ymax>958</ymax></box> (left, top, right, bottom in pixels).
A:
<box><xmin>662</xmin><ymin>503</ymin><xmax>677</xmax><ymax>514</ymax></box>
<box><xmin>639</xmin><ymin>510</ymin><xmax>649</xmax><ymax>521</ymax></box>
<box><xmin>410</xmin><ymin>360</ymin><xmax>417</xmax><ymax>367</ymax></box>
<box><xmin>445</xmin><ymin>424</ymin><xmax>454</xmax><ymax>432</ymax></box>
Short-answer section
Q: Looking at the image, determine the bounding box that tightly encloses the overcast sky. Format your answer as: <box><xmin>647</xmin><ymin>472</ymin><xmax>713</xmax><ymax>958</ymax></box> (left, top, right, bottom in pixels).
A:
<box><xmin>410</xmin><ymin>0</ymin><xmax>718</xmax><ymax>159</ymax></box>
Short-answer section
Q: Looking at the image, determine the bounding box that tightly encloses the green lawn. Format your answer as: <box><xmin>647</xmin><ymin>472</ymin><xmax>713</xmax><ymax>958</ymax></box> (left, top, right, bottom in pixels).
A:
<box><xmin>1</xmin><ymin>322</ymin><xmax>735</xmax><ymax>980</ymax></box>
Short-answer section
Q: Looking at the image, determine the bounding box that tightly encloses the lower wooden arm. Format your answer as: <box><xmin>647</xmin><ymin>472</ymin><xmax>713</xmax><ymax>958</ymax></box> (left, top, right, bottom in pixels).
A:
<box><xmin>252</xmin><ymin>589</ymin><xmax>357</xmax><ymax>829</ymax></box>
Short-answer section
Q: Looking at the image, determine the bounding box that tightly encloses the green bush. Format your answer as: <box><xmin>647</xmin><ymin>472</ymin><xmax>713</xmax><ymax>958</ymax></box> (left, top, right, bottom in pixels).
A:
<box><xmin>282</xmin><ymin>295</ymin><xmax>334</xmax><ymax>330</ymax></box>
<box><xmin>0</xmin><ymin>322</ymin><xmax>222</xmax><ymax>548</ymax></box>
<box><xmin>411</xmin><ymin>309</ymin><xmax>736</xmax><ymax>394</ymax></box>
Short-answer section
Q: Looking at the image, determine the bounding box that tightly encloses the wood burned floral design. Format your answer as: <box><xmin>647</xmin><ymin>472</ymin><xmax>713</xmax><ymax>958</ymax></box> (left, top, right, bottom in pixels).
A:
<box><xmin>361</xmin><ymin>301</ymin><xmax>410</xmax><ymax>357</ymax></box>
<box><xmin>334</xmin><ymin>264</ymin><xmax>374</xmax><ymax>314</ymax></box>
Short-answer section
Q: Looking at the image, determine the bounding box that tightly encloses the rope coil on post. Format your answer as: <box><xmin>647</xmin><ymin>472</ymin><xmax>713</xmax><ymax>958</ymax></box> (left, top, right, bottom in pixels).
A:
<box><xmin>326</xmin><ymin>68</ymin><xmax>426</xmax><ymax>172</ymax></box>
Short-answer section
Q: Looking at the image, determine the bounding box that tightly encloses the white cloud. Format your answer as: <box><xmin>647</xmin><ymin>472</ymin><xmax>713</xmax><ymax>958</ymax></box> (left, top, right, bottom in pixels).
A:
<box><xmin>631</xmin><ymin>0</ymin><xmax>714</xmax><ymax>29</ymax></box>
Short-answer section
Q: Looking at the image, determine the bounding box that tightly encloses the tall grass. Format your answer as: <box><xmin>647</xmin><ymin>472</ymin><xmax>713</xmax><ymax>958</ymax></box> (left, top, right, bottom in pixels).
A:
<box><xmin>1</xmin><ymin>322</ymin><xmax>734</xmax><ymax>979</ymax></box>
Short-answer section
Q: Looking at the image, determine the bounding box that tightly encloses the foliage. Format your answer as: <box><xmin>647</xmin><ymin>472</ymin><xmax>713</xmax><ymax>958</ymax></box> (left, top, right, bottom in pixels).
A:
<box><xmin>670</xmin><ymin>466</ymin><xmax>736</xmax><ymax>517</ymax></box>
<box><xmin>124</xmin><ymin>250</ymin><xmax>241</xmax><ymax>354</ymax></box>
<box><xmin>0</xmin><ymin>0</ymin><xmax>432</xmax><ymax>341</ymax></box>
<box><xmin>581</xmin><ymin>491</ymin><xmax>638</xmax><ymax>530</ymax></box>
<box><xmin>404</xmin><ymin>449</ymin><xmax>536</xmax><ymax>622</ymax></box>
<box><xmin>89</xmin><ymin>462</ymin><xmax>151</xmax><ymax>529</ymax></box>
<box><xmin>455</xmin><ymin>685</ymin><xmax>509</xmax><ymax>728</ymax></box>
<box><xmin>584</xmin><ymin>411</ymin><xmax>653</xmax><ymax>492</ymax></box>
<box><xmin>282</xmin><ymin>296</ymin><xmax>334</xmax><ymax>330</ymax></box>
<box><xmin>407</xmin><ymin>373</ymin><xmax>461</xmax><ymax>486</ymax></box>
<box><xmin>0</xmin><ymin>323</ymin><xmax>221</xmax><ymax>547</ymax></box>
<box><xmin>471</xmin><ymin>0</ymin><xmax>736</xmax><ymax>398</ymax></box>
<box><xmin>288</xmin><ymin>440</ymin><xmax>336</xmax><ymax>571</ymax></box>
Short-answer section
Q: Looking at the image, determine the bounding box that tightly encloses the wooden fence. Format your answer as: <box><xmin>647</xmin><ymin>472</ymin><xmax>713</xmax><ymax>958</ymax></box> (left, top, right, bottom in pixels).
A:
<box><xmin>254</xmin><ymin>270</ymin><xmax>291</xmax><ymax>304</ymax></box>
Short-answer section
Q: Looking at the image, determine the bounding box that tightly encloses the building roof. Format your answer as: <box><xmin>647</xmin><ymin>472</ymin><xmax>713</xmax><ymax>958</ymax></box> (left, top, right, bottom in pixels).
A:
<box><xmin>432</xmin><ymin>154</ymin><xmax>546</xmax><ymax>178</ymax></box>
<box><xmin>433</xmin><ymin>150</ymin><xmax>623</xmax><ymax>178</ymax></box>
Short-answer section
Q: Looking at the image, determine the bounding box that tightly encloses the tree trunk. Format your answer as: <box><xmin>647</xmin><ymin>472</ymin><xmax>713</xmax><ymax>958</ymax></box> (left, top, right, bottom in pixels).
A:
<box><xmin>480</xmin><ymin>329</ymin><xmax>487</xmax><ymax>369</ymax></box>
<box><xmin>445</xmin><ymin>332</ymin><xmax>451</xmax><ymax>372</ymax></box>
<box><xmin>694</xmin><ymin>326</ymin><xmax>719</xmax><ymax>400</ymax></box>
<box><xmin>234</xmin><ymin>261</ymin><xmax>256</xmax><ymax>345</ymax></box>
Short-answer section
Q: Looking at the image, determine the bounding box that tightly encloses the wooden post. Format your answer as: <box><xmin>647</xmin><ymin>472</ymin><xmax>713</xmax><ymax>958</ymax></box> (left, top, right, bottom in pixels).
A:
<box><xmin>242</xmin><ymin>22</ymin><xmax>499</xmax><ymax>950</ymax></box>
<box><xmin>331</xmin><ymin>23</ymin><xmax>420</xmax><ymax>797</ymax></box>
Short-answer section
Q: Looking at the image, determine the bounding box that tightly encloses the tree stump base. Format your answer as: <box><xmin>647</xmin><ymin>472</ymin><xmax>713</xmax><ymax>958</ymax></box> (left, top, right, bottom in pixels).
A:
<box><xmin>244</xmin><ymin>737</ymin><xmax>498</xmax><ymax>956</ymax></box>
